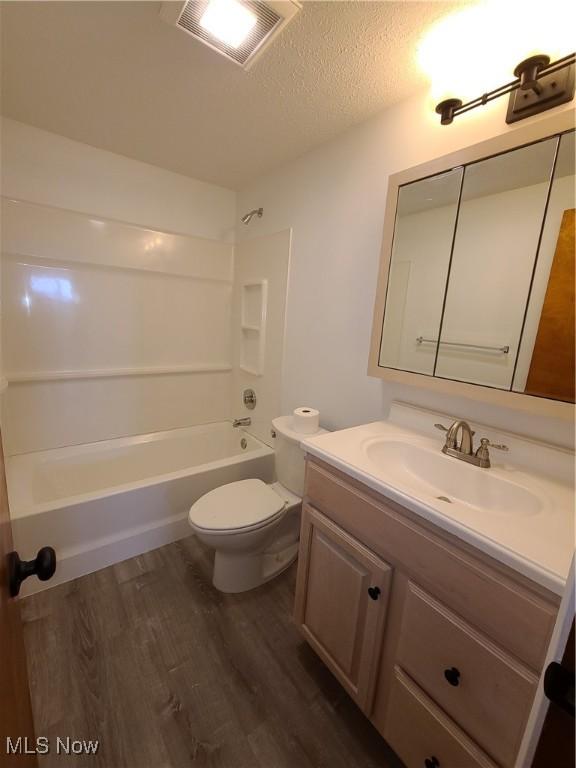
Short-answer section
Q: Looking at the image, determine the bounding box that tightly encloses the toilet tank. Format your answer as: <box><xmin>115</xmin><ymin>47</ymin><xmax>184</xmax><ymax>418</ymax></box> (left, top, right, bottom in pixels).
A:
<box><xmin>272</xmin><ymin>416</ymin><xmax>326</xmax><ymax>497</ymax></box>
<box><xmin>272</xmin><ymin>416</ymin><xmax>306</xmax><ymax>497</ymax></box>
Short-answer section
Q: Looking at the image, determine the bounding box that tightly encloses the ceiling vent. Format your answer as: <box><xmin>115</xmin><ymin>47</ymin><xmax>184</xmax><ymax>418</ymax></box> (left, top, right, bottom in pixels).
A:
<box><xmin>160</xmin><ymin>1</ymin><xmax>301</xmax><ymax>69</ymax></box>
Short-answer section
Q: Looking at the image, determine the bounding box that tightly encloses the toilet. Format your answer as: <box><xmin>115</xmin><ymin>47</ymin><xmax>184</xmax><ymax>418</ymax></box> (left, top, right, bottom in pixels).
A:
<box><xmin>188</xmin><ymin>415</ymin><xmax>324</xmax><ymax>593</ymax></box>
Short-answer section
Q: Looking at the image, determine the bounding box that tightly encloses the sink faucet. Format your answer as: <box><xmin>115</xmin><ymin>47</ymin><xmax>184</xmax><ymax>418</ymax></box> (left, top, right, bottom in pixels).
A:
<box><xmin>233</xmin><ymin>417</ymin><xmax>251</xmax><ymax>428</ymax></box>
<box><xmin>435</xmin><ymin>420</ymin><xmax>508</xmax><ymax>468</ymax></box>
<box><xmin>444</xmin><ymin>420</ymin><xmax>474</xmax><ymax>455</ymax></box>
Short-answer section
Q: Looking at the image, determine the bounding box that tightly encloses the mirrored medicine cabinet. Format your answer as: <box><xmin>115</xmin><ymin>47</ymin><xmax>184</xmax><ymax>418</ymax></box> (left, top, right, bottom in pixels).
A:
<box><xmin>369</xmin><ymin>112</ymin><xmax>575</xmax><ymax>419</ymax></box>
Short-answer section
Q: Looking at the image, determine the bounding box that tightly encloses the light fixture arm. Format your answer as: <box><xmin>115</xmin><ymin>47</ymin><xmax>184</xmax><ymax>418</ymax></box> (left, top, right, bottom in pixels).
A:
<box><xmin>435</xmin><ymin>52</ymin><xmax>575</xmax><ymax>125</ymax></box>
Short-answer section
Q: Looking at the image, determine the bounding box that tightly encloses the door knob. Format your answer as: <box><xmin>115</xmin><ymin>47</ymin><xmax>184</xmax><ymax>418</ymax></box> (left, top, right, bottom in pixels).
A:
<box><xmin>444</xmin><ymin>666</ymin><xmax>461</xmax><ymax>686</ymax></box>
<box><xmin>7</xmin><ymin>547</ymin><xmax>56</xmax><ymax>597</ymax></box>
<box><xmin>543</xmin><ymin>661</ymin><xmax>575</xmax><ymax>717</ymax></box>
<box><xmin>367</xmin><ymin>586</ymin><xmax>381</xmax><ymax>600</ymax></box>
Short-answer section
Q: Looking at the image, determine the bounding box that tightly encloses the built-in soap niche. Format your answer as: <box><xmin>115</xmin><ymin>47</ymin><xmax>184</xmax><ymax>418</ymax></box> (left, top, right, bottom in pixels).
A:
<box><xmin>240</xmin><ymin>280</ymin><xmax>268</xmax><ymax>376</ymax></box>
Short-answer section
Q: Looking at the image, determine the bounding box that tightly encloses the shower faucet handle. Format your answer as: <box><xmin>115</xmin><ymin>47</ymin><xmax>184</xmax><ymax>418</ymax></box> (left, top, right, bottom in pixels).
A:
<box><xmin>243</xmin><ymin>389</ymin><xmax>257</xmax><ymax>409</ymax></box>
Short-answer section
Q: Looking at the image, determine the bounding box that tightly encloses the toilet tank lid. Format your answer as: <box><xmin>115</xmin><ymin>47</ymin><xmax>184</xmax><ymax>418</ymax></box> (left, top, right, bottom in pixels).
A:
<box><xmin>272</xmin><ymin>416</ymin><xmax>327</xmax><ymax>445</ymax></box>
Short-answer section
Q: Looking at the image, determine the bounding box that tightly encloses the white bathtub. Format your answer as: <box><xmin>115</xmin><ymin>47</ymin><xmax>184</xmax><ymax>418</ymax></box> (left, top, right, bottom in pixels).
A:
<box><xmin>6</xmin><ymin>422</ymin><xmax>274</xmax><ymax>595</ymax></box>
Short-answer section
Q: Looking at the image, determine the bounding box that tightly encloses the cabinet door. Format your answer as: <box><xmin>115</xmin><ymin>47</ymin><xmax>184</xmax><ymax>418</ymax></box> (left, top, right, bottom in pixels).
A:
<box><xmin>294</xmin><ymin>504</ymin><xmax>392</xmax><ymax>712</ymax></box>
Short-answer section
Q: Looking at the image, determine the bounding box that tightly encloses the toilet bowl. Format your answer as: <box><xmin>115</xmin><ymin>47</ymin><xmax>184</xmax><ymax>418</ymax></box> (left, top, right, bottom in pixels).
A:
<box><xmin>188</xmin><ymin>415</ymin><xmax>324</xmax><ymax>593</ymax></box>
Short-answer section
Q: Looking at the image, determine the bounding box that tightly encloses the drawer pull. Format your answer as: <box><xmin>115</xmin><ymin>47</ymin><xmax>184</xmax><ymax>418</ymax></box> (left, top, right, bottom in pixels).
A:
<box><xmin>424</xmin><ymin>757</ymin><xmax>440</xmax><ymax>768</ymax></box>
<box><xmin>367</xmin><ymin>586</ymin><xmax>381</xmax><ymax>600</ymax></box>
<box><xmin>443</xmin><ymin>667</ymin><xmax>461</xmax><ymax>687</ymax></box>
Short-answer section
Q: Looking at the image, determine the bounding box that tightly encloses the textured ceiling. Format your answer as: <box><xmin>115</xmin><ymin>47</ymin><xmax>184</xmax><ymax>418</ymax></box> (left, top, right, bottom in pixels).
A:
<box><xmin>1</xmin><ymin>1</ymin><xmax>464</xmax><ymax>189</ymax></box>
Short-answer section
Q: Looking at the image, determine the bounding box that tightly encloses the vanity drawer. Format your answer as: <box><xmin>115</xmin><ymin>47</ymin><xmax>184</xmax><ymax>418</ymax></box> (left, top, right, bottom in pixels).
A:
<box><xmin>384</xmin><ymin>668</ymin><xmax>496</xmax><ymax>768</ymax></box>
<box><xmin>397</xmin><ymin>582</ymin><xmax>538</xmax><ymax>767</ymax></box>
<box><xmin>305</xmin><ymin>458</ymin><xmax>558</xmax><ymax>670</ymax></box>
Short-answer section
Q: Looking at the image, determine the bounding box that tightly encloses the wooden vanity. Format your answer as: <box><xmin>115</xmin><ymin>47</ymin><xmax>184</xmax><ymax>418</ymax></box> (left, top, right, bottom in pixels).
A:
<box><xmin>294</xmin><ymin>456</ymin><xmax>561</xmax><ymax>768</ymax></box>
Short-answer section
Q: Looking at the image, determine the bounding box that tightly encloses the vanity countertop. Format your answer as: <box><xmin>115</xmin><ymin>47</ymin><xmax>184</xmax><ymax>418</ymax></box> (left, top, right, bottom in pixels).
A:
<box><xmin>302</xmin><ymin>404</ymin><xmax>575</xmax><ymax>595</ymax></box>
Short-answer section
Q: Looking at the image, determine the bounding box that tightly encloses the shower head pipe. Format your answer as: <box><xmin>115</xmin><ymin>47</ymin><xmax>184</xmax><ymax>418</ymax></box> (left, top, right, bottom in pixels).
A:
<box><xmin>241</xmin><ymin>207</ymin><xmax>263</xmax><ymax>224</ymax></box>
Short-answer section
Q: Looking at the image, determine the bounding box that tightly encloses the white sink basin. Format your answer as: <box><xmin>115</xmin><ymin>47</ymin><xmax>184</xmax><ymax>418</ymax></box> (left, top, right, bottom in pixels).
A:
<box><xmin>363</xmin><ymin>438</ymin><xmax>541</xmax><ymax>517</ymax></box>
<box><xmin>300</xmin><ymin>404</ymin><xmax>574</xmax><ymax>594</ymax></box>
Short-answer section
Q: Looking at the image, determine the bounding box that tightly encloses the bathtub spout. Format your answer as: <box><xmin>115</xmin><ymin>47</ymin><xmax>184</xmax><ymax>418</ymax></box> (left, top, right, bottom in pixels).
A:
<box><xmin>233</xmin><ymin>417</ymin><xmax>251</xmax><ymax>428</ymax></box>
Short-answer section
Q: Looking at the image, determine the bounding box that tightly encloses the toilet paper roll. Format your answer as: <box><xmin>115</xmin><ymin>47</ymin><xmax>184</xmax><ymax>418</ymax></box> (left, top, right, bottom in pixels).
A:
<box><xmin>293</xmin><ymin>407</ymin><xmax>320</xmax><ymax>435</ymax></box>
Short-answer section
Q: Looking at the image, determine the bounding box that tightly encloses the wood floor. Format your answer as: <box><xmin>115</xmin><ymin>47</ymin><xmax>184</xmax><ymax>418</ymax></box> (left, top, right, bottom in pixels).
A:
<box><xmin>21</xmin><ymin>536</ymin><xmax>400</xmax><ymax>768</ymax></box>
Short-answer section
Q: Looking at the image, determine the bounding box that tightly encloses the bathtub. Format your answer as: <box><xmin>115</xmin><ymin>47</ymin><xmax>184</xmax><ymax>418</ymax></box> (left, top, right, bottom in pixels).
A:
<box><xmin>6</xmin><ymin>422</ymin><xmax>274</xmax><ymax>595</ymax></box>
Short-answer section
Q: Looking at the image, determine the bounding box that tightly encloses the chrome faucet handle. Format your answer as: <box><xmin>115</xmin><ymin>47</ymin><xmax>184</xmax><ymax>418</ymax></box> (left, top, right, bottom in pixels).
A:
<box><xmin>477</xmin><ymin>437</ymin><xmax>508</xmax><ymax>452</ymax></box>
<box><xmin>474</xmin><ymin>437</ymin><xmax>508</xmax><ymax>468</ymax></box>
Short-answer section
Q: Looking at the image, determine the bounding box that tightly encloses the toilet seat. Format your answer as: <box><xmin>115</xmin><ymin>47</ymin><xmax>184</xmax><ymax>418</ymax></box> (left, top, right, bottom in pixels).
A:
<box><xmin>188</xmin><ymin>479</ymin><xmax>286</xmax><ymax>534</ymax></box>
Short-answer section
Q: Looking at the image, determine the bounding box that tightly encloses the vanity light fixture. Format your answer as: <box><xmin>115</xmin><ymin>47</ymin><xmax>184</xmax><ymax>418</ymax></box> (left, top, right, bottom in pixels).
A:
<box><xmin>435</xmin><ymin>52</ymin><xmax>575</xmax><ymax>125</ymax></box>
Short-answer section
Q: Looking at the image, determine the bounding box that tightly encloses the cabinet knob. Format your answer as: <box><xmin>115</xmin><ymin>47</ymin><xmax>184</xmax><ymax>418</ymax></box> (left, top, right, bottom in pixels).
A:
<box><xmin>367</xmin><ymin>586</ymin><xmax>381</xmax><ymax>601</ymax></box>
<box><xmin>444</xmin><ymin>667</ymin><xmax>461</xmax><ymax>687</ymax></box>
<box><xmin>424</xmin><ymin>757</ymin><xmax>440</xmax><ymax>768</ymax></box>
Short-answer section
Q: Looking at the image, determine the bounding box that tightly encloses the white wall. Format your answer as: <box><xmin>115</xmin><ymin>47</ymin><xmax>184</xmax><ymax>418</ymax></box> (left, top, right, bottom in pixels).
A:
<box><xmin>1</xmin><ymin>119</ymin><xmax>236</xmax><ymax>242</ymax></box>
<box><xmin>236</xmin><ymin>91</ymin><xmax>575</xmax><ymax>448</ymax></box>
<box><xmin>2</xmin><ymin>93</ymin><xmax>573</xmax><ymax>455</ymax></box>
<box><xmin>1</xmin><ymin>119</ymin><xmax>236</xmax><ymax>454</ymax></box>
<box><xmin>231</xmin><ymin>230</ymin><xmax>291</xmax><ymax>447</ymax></box>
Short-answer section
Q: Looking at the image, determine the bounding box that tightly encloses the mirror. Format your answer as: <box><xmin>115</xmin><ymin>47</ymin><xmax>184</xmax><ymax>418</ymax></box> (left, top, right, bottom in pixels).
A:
<box><xmin>514</xmin><ymin>131</ymin><xmax>575</xmax><ymax>403</ymax></box>
<box><xmin>435</xmin><ymin>137</ymin><xmax>558</xmax><ymax>390</ymax></box>
<box><xmin>379</xmin><ymin>168</ymin><xmax>462</xmax><ymax>375</ymax></box>
<box><xmin>374</xmin><ymin>126</ymin><xmax>575</xmax><ymax>406</ymax></box>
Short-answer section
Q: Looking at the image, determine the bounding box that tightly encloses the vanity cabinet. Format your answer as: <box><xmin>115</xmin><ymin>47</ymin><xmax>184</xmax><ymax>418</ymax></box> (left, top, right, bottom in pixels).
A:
<box><xmin>294</xmin><ymin>457</ymin><xmax>561</xmax><ymax>768</ymax></box>
<box><xmin>294</xmin><ymin>504</ymin><xmax>392</xmax><ymax>711</ymax></box>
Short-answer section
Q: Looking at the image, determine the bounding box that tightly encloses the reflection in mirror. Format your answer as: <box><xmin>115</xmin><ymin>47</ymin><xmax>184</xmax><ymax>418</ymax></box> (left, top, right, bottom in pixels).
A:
<box><xmin>434</xmin><ymin>138</ymin><xmax>559</xmax><ymax>389</ymax></box>
<box><xmin>514</xmin><ymin>131</ymin><xmax>575</xmax><ymax>402</ymax></box>
<box><xmin>379</xmin><ymin>167</ymin><xmax>462</xmax><ymax>374</ymax></box>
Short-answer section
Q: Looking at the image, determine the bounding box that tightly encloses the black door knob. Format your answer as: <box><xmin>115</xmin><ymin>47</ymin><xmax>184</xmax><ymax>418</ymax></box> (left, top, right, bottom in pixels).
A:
<box><xmin>444</xmin><ymin>667</ymin><xmax>461</xmax><ymax>687</ymax></box>
<box><xmin>424</xmin><ymin>757</ymin><xmax>440</xmax><ymax>768</ymax></box>
<box><xmin>367</xmin><ymin>586</ymin><xmax>381</xmax><ymax>600</ymax></box>
<box><xmin>7</xmin><ymin>547</ymin><xmax>57</xmax><ymax>597</ymax></box>
<box><xmin>543</xmin><ymin>661</ymin><xmax>575</xmax><ymax>717</ymax></box>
